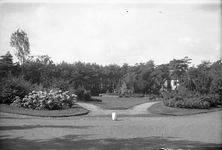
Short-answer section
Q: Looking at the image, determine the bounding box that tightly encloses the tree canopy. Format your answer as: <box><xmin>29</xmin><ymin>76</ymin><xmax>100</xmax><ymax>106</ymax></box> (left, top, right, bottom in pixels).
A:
<box><xmin>10</xmin><ymin>29</ymin><xmax>30</xmax><ymax>65</ymax></box>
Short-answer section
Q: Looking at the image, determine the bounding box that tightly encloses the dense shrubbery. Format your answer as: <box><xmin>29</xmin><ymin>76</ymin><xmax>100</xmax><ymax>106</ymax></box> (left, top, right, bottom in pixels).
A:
<box><xmin>0</xmin><ymin>75</ymin><xmax>94</xmax><ymax>110</ymax></box>
<box><xmin>1</xmin><ymin>50</ymin><xmax>221</xmax><ymax>111</ymax></box>
<box><xmin>74</xmin><ymin>87</ymin><xmax>92</xmax><ymax>101</ymax></box>
<box><xmin>0</xmin><ymin>76</ymin><xmax>34</xmax><ymax>104</ymax></box>
<box><xmin>161</xmin><ymin>89</ymin><xmax>220</xmax><ymax>109</ymax></box>
<box><xmin>10</xmin><ymin>90</ymin><xmax>76</xmax><ymax>110</ymax></box>
<box><xmin>218</xmin><ymin>88</ymin><xmax>222</xmax><ymax>103</ymax></box>
<box><xmin>50</xmin><ymin>77</ymin><xmax>71</xmax><ymax>91</ymax></box>
<box><xmin>147</xmin><ymin>94</ymin><xmax>159</xmax><ymax>101</ymax></box>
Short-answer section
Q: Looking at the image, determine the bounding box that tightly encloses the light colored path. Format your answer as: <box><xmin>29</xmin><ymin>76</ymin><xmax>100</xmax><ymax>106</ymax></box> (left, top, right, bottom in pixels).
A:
<box><xmin>76</xmin><ymin>102</ymin><xmax>158</xmax><ymax>115</ymax></box>
<box><xmin>0</xmin><ymin>102</ymin><xmax>221</xmax><ymax>150</ymax></box>
<box><xmin>0</xmin><ymin>111</ymin><xmax>221</xmax><ymax>150</ymax></box>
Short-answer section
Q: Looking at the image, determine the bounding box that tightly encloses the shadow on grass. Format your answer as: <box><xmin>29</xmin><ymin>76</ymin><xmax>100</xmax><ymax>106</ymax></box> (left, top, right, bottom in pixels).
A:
<box><xmin>0</xmin><ymin>125</ymin><xmax>91</xmax><ymax>131</ymax></box>
<box><xmin>0</xmin><ymin>135</ymin><xmax>221</xmax><ymax>150</ymax></box>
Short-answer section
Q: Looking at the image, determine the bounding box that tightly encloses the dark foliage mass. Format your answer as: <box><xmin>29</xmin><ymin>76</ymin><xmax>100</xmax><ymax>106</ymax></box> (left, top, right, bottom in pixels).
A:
<box><xmin>1</xmin><ymin>29</ymin><xmax>221</xmax><ymax>110</ymax></box>
<box><xmin>0</xmin><ymin>51</ymin><xmax>221</xmax><ymax>109</ymax></box>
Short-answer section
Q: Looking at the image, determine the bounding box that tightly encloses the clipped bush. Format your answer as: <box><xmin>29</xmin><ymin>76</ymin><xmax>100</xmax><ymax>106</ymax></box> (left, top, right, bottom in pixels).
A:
<box><xmin>10</xmin><ymin>90</ymin><xmax>76</xmax><ymax>110</ymax></box>
<box><xmin>0</xmin><ymin>76</ymin><xmax>33</xmax><ymax>104</ymax></box>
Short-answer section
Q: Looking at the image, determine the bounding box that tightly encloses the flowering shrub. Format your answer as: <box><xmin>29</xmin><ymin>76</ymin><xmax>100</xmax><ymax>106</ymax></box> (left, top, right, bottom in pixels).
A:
<box><xmin>161</xmin><ymin>90</ymin><xmax>219</xmax><ymax>109</ymax></box>
<box><xmin>10</xmin><ymin>90</ymin><xmax>76</xmax><ymax>110</ymax></box>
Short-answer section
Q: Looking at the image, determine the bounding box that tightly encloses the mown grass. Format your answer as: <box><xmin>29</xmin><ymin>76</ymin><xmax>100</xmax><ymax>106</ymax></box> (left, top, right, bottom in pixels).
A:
<box><xmin>0</xmin><ymin>104</ymin><xmax>89</xmax><ymax>117</ymax></box>
<box><xmin>1</xmin><ymin>97</ymin><xmax>221</xmax><ymax>117</ymax></box>
<box><xmin>87</xmin><ymin>96</ymin><xmax>158</xmax><ymax>110</ymax></box>
<box><xmin>148</xmin><ymin>101</ymin><xmax>222</xmax><ymax>116</ymax></box>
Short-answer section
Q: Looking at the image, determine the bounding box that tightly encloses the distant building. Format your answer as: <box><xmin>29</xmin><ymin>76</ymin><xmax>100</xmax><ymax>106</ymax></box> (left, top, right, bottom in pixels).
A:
<box><xmin>162</xmin><ymin>77</ymin><xmax>179</xmax><ymax>91</ymax></box>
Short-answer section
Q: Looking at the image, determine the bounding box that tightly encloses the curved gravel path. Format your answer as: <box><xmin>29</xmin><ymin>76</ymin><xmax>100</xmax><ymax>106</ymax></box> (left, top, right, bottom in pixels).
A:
<box><xmin>0</xmin><ymin>102</ymin><xmax>221</xmax><ymax>150</ymax></box>
<box><xmin>76</xmin><ymin>102</ymin><xmax>158</xmax><ymax>115</ymax></box>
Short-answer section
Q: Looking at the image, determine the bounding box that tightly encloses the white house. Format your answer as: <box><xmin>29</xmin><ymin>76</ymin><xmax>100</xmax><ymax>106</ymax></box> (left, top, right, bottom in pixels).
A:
<box><xmin>162</xmin><ymin>77</ymin><xmax>179</xmax><ymax>91</ymax></box>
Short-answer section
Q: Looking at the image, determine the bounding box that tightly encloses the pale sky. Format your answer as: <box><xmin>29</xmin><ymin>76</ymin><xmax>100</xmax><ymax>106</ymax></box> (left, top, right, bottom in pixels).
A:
<box><xmin>0</xmin><ymin>0</ymin><xmax>221</xmax><ymax>66</ymax></box>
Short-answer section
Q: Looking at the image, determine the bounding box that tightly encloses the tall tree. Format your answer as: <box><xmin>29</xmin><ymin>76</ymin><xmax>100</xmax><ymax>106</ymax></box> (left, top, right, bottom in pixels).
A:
<box><xmin>151</xmin><ymin>63</ymin><xmax>170</xmax><ymax>94</ymax></box>
<box><xmin>10</xmin><ymin>29</ymin><xmax>30</xmax><ymax>65</ymax></box>
<box><xmin>0</xmin><ymin>52</ymin><xmax>14</xmax><ymax>79</ymax></box>
<box><xmin>209</xmin><ymin>59</ymin><xmax>222</xmax><ymax>94</ymax></box>
<box><xmin>169</xmin><ymin>56</ymin><xmax>191</xmax><ymax>81</ymax></box>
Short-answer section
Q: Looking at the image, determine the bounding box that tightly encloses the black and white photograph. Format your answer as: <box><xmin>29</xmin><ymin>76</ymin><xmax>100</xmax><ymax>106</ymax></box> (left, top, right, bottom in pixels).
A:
<box><xmin>0</xmin><ymin>0</ymin><xmax>221</xmax><ymax>149</ymax></box>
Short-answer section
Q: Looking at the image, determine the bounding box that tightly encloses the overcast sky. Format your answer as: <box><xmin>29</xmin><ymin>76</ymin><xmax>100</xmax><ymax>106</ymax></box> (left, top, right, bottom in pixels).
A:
<box><xmin>0</xmin><ymin>0</ymin><xmax>221</xmax><ymax>66</ymax></box>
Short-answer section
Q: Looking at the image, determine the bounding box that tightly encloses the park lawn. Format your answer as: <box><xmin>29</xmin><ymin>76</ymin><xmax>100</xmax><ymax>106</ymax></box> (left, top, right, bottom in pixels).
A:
<box><xmin>1</xmin><ymin>97</ymin><xmax>221</xmax><ymax>117</ymax></box>
<box><xmin>88</xmin><ymin>97</ymin><xmax>222</xmax><ymax>116</ymax></box>
<box><xmin>148</xmin><ymin>101</ymin><xmax>222</xmax><ymax>116</ymax></box>
<box><xmin>87</xmin><ymin>96</ymin><xmax>159</xmax><ymax>110</ymax></box>
<box><xmin>0</xmin><ymin>104</ymin><xmax>89</xmax><ymax>117</ymax></box>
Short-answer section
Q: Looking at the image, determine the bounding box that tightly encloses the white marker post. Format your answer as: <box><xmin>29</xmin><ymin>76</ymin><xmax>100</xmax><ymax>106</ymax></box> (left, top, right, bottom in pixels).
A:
<box><xmin>112</xmin><ymin>112</ymin><xmax>117</xmax><ymax>121</ymax></box>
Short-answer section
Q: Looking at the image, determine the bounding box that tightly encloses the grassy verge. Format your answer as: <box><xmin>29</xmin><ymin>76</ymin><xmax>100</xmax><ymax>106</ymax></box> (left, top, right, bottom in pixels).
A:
<box><xmin>0</xmin><ymin>104</ymin><xmax>89</xmax><ymax>117</ymax></box>
<box><xmin>148</xmin><ymin>101</ymin><xmax>222</xmax><ymax>116</ymax></box>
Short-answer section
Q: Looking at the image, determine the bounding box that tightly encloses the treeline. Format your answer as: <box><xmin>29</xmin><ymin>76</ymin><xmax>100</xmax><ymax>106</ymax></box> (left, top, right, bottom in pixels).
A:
<box><xmin>1</xmin><ymin>29</ymin><xmax>221</xmax><ymax>108</ymax></box>
<box><xmin>1</xmin><ymin>52</ymin><xmax>221</xmax><ymax>99</ymax></box>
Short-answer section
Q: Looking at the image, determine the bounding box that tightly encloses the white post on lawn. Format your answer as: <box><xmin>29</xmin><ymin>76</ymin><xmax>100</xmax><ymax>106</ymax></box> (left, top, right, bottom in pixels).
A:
<box><xmin>112</xmin><ymin>112</ymin><xmax>117</xmax><ymax>121</ymax></box>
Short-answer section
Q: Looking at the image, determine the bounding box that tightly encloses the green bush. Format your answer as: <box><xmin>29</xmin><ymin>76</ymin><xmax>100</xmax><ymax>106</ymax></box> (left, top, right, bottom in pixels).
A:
<box><xmin>217</xmin><ymin>87</ymin><xmax>222</xmax><ymax>103</ymax></box>
<box><xmin>162</xmin><ymin>90</ymin><xmax>219</xmax><ymax>109</ymax></box>
<box><xmin>0</xmin><ymin>76</ymin><xmax>34</xmax><ymax>104</ymax></box>
<box><xmin>74</xmin><ymin>87</ymin><xmax>85</xmax><ymax>100</ymax></box>
<box><xmin>148</xmin><ymin>94</ymin><xmax>158</xmax><ymax>101</ymax></box>
<box><xmin>200</xmin><ymin>94</ymin><xmax>219</xmax><ymax>107</ymax></box>
<box><xmin>74</xmin><ymin>87</ymin><xmax>92</xmax><ymax>101</ymax></box>
<box><xmin>50</xmin><ymin>78</ymin><xmax>71</xmax><ymax>91</ymax></box>
<box><xmin>10</xmin><ymin>90</ymin><xmax>76</xmax><ymax>110</ymax></box>
<box><xmin>83</xmin><ymin>90</ymin><xmax>91</xmax><ymax>101</ymax></box>
<box><xmin>32</xmin><ymin>83</ymin><xmax>45</xmax><ymax>91</ymax></box>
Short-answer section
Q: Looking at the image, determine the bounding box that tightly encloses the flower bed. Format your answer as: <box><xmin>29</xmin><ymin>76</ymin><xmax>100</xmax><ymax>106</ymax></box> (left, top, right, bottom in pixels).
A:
<box><xmin>10</xmin><ymin>90</ymin><xmax>76</xmax><ymax>110</ymax></box>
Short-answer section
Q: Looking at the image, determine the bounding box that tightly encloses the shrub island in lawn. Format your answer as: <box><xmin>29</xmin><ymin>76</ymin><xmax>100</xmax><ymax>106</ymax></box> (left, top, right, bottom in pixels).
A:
<box><xmin>148</xmin><ymin>88</ymin><xmax>222</xmax><ymax>116</ymax></box>
<box><xmin>0</xmin><ymin>89</ymin><xmax>89</xmax><ymax>117</ymax></box>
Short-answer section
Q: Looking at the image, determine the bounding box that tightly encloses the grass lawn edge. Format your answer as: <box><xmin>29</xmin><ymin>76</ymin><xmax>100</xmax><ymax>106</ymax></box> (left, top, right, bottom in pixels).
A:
<box><xmin>86</xmin><ymin>96</ymin><xmax>159</xmax><ymax>110</ymax></box>
<box><xmin>0</xmin><ymin>104</ymin><xmax>89</xmax><ymax>117</ymax></box>
<box><xmin>148</xmin><ymin>101</ymin><xmax>222</xmax><ymax>116</ymax></box>
<box><xmin>83</xmin><ymin>101</ymin><xmax>151</xmax><ymax>110</ymax></box>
